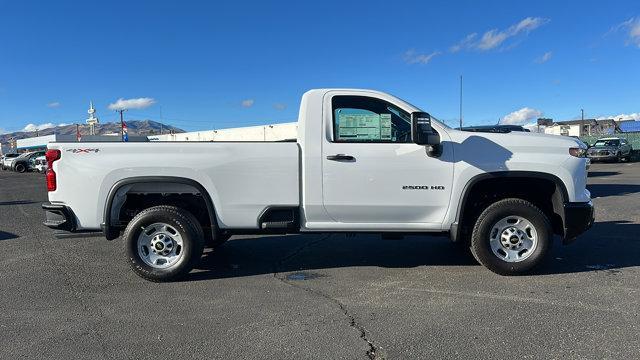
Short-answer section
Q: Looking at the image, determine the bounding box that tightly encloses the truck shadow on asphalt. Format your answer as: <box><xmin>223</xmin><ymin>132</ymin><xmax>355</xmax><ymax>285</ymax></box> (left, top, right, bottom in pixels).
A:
<box><xmin>587</xmin><ymin>184</ymin><xmax>640</xmax><ymax>197</ymax></box>
<box><xmin>0</xmin><ymin>230</ymin><xmax>19</xmax><ymax>241</ymax></box>
<box><xmin>188</xmin><ymin>220</ymin><xmax>639</xmax><ymax>280</ymax></box>
<box><xmin>0</xmin><ymin>200</ymin><xmax>38</xmax><ymax>206</ymax></box>
<box><xmin>587</xmin><ymin>171</ymin><xmax>620</xmax><ymax>177</ymax></box>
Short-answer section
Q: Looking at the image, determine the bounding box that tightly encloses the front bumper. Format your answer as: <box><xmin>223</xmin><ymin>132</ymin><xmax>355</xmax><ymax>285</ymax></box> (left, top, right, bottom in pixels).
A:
<box><xmin>42</xmin><ymin>202</ymin><xmax>76</xmax><ymax>231</ymax></box>
<box><xmin>563</xmin><ymin>201</ymin><xmax>594</xmax><ymax>243</ymax></box>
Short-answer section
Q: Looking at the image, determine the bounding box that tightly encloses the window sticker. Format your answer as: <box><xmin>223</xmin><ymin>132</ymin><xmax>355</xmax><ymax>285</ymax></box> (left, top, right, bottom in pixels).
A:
<box><xmin>337</xmin><ymin>113</ymin><xmax>392</xmax><ymax>141</ymax></box>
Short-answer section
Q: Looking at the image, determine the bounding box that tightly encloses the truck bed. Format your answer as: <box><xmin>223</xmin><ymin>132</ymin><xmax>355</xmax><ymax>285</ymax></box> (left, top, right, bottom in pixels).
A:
<box><xmin>47</xmin><ymin>141</ymin><xmax>300</xmax><ymax>230</ymax></box>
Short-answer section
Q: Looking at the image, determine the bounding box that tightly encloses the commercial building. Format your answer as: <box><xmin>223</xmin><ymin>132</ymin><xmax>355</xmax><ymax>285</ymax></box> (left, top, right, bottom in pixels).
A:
<box><xmin>148</xmin><ymin>122</ymin><xmax>297</xmax><ymax>142</ymax></box>
<box><xmin>12</xmin><ymin>134</ymin><xmax>148</xmax><ymax>153</ymax></box>
<box><xmin>544</xmin><ymin>119</ymin><xmax>620</xmax><ymax>137</ymax></box>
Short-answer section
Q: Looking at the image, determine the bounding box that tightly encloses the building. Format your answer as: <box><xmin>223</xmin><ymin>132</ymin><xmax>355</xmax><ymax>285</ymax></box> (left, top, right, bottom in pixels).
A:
<box><xmin>619</xmin><ymin>120</ymin><xmax>640</xmax><ymax>133</ymax></box>
<box><xmin>15</xmin><ymin>134</ymin><xmax>75</xmax><ymax>152</ymax></box>
<box><xmin>544</xmin><ymin>119</ymin><xmax>620</xmax><ymax>137</ymax></box>
<box><xmin>14</xmin><ymin>133</ymin><xmax>149</xmax><ymax>153</ymax></box>
<box><xmin>148</xmin><ymin>122</ymin><xmax>297</xmax><ymax>142</ymax></box>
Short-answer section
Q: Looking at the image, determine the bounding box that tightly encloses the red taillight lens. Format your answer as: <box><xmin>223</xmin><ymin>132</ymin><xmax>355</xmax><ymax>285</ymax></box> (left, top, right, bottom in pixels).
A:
<box><xmin>45</xmin><ymin>149</ymin><xmax>61</xmax><ymax>192</ymax></box>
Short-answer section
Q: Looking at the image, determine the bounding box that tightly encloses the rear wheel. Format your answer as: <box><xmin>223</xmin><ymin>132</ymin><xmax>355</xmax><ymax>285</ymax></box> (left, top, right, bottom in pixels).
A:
<box><xmin>123</xmin><ymin>205</ymin><xmax>204</xmax><ymax>282</ymax></box>
<box><xmin>470</xmin><ymin>198</ymin><xmax>551</xmax><ymax>275</ymax></box>
<box><xmin>14</xmin><ymin>163</ymin><xmax>26</xmax><ymax>173</ymax></box>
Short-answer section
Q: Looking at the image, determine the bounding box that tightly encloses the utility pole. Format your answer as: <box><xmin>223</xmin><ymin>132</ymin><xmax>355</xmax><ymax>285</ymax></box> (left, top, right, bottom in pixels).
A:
<box><xmin>117</xmin><ymin>109</ymin><xmax>126</xmax><ymax>138</ymax></box>
<box><xmin>159</xmin><ymin>105</ymin><xmax>163</xmax><ymax>135</ymax></box>
<box><xmin>459</xmin><ymin>75</ymin><xmax>463</xmax><ymax>129</ymax></box>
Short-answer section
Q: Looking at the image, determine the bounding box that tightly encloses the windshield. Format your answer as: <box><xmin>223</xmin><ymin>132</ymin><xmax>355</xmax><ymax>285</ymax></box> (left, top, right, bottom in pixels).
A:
<box><xmin>594</xmin><ymin>139</ymin><xmax>620</xmax><ymax>147</ymax></box>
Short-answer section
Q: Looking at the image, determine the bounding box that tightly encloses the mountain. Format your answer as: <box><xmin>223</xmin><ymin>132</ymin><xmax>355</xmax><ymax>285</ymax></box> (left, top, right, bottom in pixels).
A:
<box><xmin>0</xmin><ymin>120</ymin><xmax>184</xmax><ymax>145</ymax></box>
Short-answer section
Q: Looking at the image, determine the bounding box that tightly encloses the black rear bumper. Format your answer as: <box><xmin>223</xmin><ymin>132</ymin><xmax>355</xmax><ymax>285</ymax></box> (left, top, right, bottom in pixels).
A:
<box><xmin>42</xmin><ymin>202</ymin><xmax>76</xmax><ymax>231</ymax></box>
<box><xmin>563</xmin><ymin>201</ymin><xmax>594</xmax><ymax>243</ymax></box>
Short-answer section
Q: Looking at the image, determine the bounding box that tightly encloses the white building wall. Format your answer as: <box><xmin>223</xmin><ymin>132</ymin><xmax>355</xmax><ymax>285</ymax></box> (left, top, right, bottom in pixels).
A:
<box><xmin>148</xmin><ymin>122</ymin><xmax>298</xmax><ymax>142</ymax></box>
<box><xmin>544</xmin><ymin>124</ymin><xmax>581</xmax><ymax>137</ymax></box>
<box><xmin>16</xmin><ymin>134</ymin><xmax>58</xmax><ymax>150</ymax></box>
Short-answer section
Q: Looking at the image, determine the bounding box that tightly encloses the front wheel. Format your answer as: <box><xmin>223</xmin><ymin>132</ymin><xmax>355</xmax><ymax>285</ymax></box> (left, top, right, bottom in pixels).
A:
<box><xmin>123</xmin><ymin>205</ymin><xmax>204</xmax><ymax>282</ymax></box>
<box><xmin>470</xmin><ymin>198</ymin><xmax>552</xmax><ymax>275</ymax></box>
<box><xmin>14</xmin><ymin>163</ymin><xmax>26</xmax><ymax>173</ymax></box>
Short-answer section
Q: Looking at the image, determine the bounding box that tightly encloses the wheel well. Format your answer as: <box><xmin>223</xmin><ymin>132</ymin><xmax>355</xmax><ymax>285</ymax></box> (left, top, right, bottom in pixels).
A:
<box><xmin>456</xmin><ymin>176</ymin><xmax>565</xmax><ymax>242</ymax></box>
<box><xmin>104</xmin><ymin>178</ymin><xmax>216</xmax><ymax>240</ymax></box>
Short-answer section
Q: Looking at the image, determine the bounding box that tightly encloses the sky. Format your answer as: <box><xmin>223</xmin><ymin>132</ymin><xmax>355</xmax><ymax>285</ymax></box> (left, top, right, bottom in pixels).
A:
<box><xmin>0</xmin><ymin>0</ymin><xmax>639</xmax><ymax>133</ymax></box>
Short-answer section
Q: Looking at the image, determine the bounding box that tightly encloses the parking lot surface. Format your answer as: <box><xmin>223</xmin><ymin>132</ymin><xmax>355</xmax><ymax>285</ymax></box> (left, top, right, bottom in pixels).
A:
<box><xmin>1</xmin><ymin>162</ymin><xmax>639</xmax><ymax>359</ymax></box>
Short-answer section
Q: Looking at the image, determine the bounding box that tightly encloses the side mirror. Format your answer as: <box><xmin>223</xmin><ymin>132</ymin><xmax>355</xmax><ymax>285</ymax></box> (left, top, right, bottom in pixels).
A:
<box><xmin>411</xmin><ymin>112</ymin><xmax>440</xmax><ymax>145</ymax></box>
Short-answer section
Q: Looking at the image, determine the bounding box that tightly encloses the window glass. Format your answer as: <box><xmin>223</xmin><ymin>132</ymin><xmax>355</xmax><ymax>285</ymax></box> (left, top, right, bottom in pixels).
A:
<box><xmin>332</xmin><ymin>96</ymin><xmax>412</xmax><ymax>143</ymax></box>
<box><xmin>594</xmin><ymin>139</ymin><xmax>620</xmax><ymax>147</ymax></box>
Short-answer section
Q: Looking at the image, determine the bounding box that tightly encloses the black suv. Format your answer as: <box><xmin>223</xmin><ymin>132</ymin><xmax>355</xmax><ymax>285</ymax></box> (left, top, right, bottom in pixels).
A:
<box><xmin>587</xmin><ymin>137</ymin><xmax>633</xmax><ymax>162</ymax></box>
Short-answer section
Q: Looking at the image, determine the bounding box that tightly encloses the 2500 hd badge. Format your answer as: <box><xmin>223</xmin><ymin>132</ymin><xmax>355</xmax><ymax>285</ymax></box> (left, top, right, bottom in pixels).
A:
<box><xmin>402</xmin><ymin>185</ymin><xmax>445</xmax><ymax>190</ymax></box>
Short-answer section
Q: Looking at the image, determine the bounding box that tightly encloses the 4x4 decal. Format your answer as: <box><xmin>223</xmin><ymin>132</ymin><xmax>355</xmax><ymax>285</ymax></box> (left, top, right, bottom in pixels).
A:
<box><xmin>66</xmin><ymin>148</ymin><xmax>100</xmax><ymax>153</ymax></box>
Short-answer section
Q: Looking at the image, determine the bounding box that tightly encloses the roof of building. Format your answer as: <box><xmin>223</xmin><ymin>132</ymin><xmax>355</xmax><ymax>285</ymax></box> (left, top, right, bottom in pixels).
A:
<box><xmin>619</xmin><ymin>121</ymin><xmax>640</xmax><ymax>133</ymax></box>
<box><xmin>552</xmin><ymin>118</ymin><xmax>617</xmax><ymax>126</ymax></box>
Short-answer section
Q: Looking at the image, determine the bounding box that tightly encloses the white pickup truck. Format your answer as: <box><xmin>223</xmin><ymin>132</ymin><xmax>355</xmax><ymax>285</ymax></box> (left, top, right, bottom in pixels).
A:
<box><xmin>42</xmin><ymin>89</ymin><xmax>593</xmax><ymax>281</ymax></box>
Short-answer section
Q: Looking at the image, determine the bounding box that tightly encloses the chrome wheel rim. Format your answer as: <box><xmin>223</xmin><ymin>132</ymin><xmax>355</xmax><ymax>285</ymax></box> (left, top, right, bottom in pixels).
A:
<box><xmin>489</xmin><ymin>215</ymin><xmax>538</xmax><ymax>263</ymax></box>
<box><xmin>137</xmin><ymin>223</ymin><xmax>184</xmax><ymax>269</ymax></box>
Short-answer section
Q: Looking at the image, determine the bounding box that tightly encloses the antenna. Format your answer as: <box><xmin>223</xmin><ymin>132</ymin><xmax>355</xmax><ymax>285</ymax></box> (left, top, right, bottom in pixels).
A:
<box><xmin>459</xmin><ymin>75</ymin><xmax>463</xmax><ymax>129</ymax></box>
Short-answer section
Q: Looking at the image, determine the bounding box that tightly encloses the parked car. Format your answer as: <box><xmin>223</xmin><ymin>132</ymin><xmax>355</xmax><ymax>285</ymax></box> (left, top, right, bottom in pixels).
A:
<box><xmin>457</xmin><ymin>124</ymin><xmax>531</xmax><ymax>133</ymax></box>
<box><xmin>587</xmin><ymin>137</ymin><xmax>633</xmax><ymax>162</ymax></box>
<box><xmin>11</xmin><ymin>151</ymin><xmax>45</xmax><ymax>173</ymax></box>
<box><xmin>1</xmin><ymin>153</ymin><xmax>20</xmax><ymax>170</ymax></box>
<box><xmin>33</xmin><ymin>155</ymin><xmax>47</xmax><ymax>173</ymax></box>
<box><xmin>42</xmin><ymin>88</ymin><xmax>593</xmax><ymax>281</ymax></box>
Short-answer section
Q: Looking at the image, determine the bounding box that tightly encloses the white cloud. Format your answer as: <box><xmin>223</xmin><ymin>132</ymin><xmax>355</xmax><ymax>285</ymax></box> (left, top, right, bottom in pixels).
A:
<box><xmin>450</xmin><ymin>33</ymin><xmax>477</xmax><ymax>53</ymax></box>
<box><xmin>47</xmin><ymin>102</ymin><xmax>60</xmax><ymax>108</ymax></box>
<box><xmin>108</xmin><ymin>97</ymin><xmax>156</xmax><ymax>110</ymax></box>
<box><xmin>22</xmin><ymin>123</ymin><xmax>56</xmax><ymax>132</ymax></box>
<box><xmin>453</xmin><ymin>17</ymin><xmax>549</xmax><ymax>52</ymax></box>
<box><xmin>241</xmin><ymin>99</ymin><xmax>254</xmax><ymax>108</ymax></box>
<box><xmin>403</xmin><ymin>49</ymin><xmax>441</xmax><ymax>64</ymax></box>
<box><xmin>21</xmin><ymin>123</ymin><xmax>69</xmax><ymax>132</ymax></box>
<box><xmin>501</xmin><ymin>107</ymin><xmax>543</xmax><ymax>125</ymax></box>
<box><xmin>535</xmin><ymin>51</ymin><xmax>553</xmax><ymax>63</ymax></box>
<box><xmin>597</xmin><ymin>113</ymin><xmax>640</xmax><ymax>121</ymax></box>
<box><xmin>273</xmin><ymin>103</ymin><xmax>286</xmax><ymax>110</ymax></box>
<box><xmin>615</xmin><ymin>17</ymin><xmax>640</xmax><ymax>47</ymax></box>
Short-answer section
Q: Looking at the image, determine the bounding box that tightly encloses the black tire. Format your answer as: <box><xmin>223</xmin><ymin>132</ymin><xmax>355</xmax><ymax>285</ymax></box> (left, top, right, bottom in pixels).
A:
<box><xmin>470</xmin><ymin>198</ymin><xmax>552</xmax><ymax>275</ymax></box>
<box><xmin>14</xmin><ymin>163</ymin><xmax>26</xmax><ymax>173</ymax></box>
<box><xmin>123</xmin><ymin>205</ymin><xmax>204</xmax><ymax>282</ymax></box>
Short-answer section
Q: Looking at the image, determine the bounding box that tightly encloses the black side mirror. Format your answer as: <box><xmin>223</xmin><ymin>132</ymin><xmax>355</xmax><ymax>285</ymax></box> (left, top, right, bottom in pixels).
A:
<box><xmin>411</xmin><ymin>112</ymin><xmax>440</xmax><ymax>145</ymax></box>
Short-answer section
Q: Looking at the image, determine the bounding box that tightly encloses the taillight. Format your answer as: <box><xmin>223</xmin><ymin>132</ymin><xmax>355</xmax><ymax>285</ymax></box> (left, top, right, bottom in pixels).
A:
<box><xmin>45</xmin><ymin>149</ymin><xmax>61</xmax><ymax>191</ymax></box>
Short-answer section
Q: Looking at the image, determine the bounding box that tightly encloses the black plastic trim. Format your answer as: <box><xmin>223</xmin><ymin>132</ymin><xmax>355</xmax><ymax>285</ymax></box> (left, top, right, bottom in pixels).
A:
<box><xmin>256</xmin><ymin>206</ymin><xmax>299</xmax><ymax>231</ymax></box>
<box><xmin>42</xmin><ymin>202</ymin><xmax>76</xmax><ymax>231</ymax></box>
<box><xmin>102</xmin><ymin>176</ymin><xmax>217</xmax><ymax>240</ymax></box>
<box><xmin>562</xmin><ymin>201</ymin><xmax>594</xmax><ymax>243</ymax></box>
<box><xmin>451</xmin><ymin>171</ymin><xmax>570</xmax><ymax>242</ymax></box>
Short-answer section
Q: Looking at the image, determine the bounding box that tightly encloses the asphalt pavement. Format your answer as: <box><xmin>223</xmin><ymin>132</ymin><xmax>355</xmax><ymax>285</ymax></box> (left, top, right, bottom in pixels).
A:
<box><xmin>0</xmin><ymin>162</ymin><xmax>638</xmax><ymax>359</ymax></box>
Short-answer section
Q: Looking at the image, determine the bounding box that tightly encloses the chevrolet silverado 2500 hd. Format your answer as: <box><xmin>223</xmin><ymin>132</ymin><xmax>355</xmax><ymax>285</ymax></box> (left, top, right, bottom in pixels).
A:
<box><xmin>42</xmin><ymin>89</ymin><xmax>593</xmax><ymax>281</ymax></box>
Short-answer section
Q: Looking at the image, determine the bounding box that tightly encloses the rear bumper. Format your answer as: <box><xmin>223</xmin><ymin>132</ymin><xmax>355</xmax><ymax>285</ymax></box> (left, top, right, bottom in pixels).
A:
<box><xmin>563</xmin><ymin>201</ymin><xmax>594</xmax><ymax>243</ymax></box>
<box><xmin>42</xmin><ymin>202</ymin><xmax>76</xmax><ymax>231</ymax></box>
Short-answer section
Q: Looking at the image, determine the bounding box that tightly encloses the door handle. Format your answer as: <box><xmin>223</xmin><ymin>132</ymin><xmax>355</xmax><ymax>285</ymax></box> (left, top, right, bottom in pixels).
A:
<box><xmin>326</xmin><ymin>154</ymin><xmax>355</xmax><ymax>161</ymax></box>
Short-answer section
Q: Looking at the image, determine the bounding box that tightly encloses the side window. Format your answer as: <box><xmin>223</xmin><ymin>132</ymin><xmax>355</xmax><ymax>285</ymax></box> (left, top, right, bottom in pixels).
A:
<box><xmin>332</xmin><ymin>96</ymin><xmax>412</xmax><ymax>143</ymax></box>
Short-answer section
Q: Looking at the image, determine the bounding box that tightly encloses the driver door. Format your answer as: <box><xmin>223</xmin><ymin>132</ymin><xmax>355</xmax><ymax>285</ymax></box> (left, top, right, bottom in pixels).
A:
<box><xmin>321</xmin><ymin>95</ymin><xmax>453</xmax><ymax>226</ymax></box>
